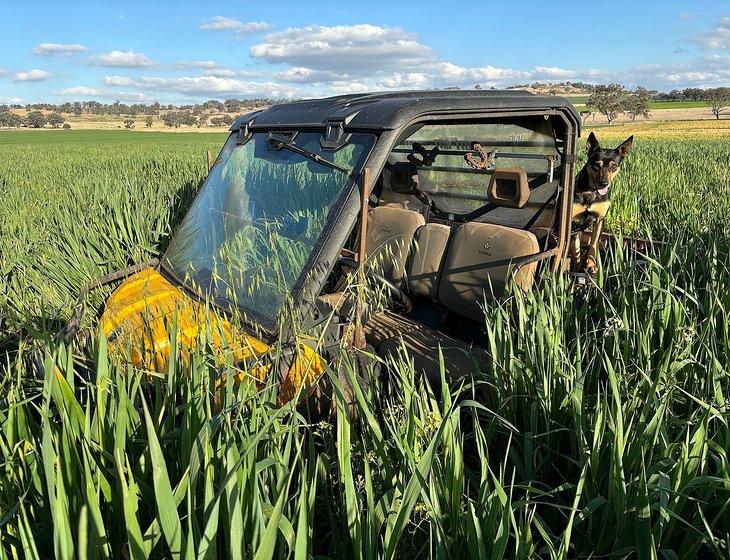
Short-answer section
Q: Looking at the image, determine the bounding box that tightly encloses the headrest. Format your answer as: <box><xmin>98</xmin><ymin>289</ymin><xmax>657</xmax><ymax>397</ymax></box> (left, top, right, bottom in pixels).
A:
<box><xmin>488</xmin><ymin>168</ymin><xmax>530</xmax><ymax>209</ymax></box>
<box><xmin>389</xmin><ymin>161</ymin><xmax>418</xmax><ymax>194</ymax></box>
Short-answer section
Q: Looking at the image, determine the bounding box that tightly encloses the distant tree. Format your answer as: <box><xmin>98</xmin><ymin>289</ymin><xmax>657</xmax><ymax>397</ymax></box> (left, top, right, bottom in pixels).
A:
<box><xmin>210</xmin><ymin>115</ymin><xmax>233</xmax><ymax>127</ymax></box>
<box><xmin>72</xmin><ymin>102</ymin><xmax>83</xmax><ymax>116</ymax></box>
<box><xmin>63</xmin><ymin>123</ymin><xmax>71</xmax><ymax>130</ymax></box>
<box><xmin>224</xmin><ymin>99</ymin><xmax>241</xmax><ymax>113</ymax></box>
<box><xmin>162</xmin><ymin>112</ymin><xmax>180</xmax><ymax>128</ymax></box>
<box><xmin>0</xmin><ymin>110</ymin><xmax>22</xmax><ymax>128</ymax></box>
<box><xmin>586</xmin><ymin>84</ymin><xmax>626</xmax><ymax>124</ymax></box>
<box><xmin>704</xmin><ymin>88</ymin><xmax>730</xmax><ymax>120</ymax></box>
<box><xmin>48</xmin><ymin>112</ymin><xmax>65</xmax><ymax>128</ymax></box>
<box><xmin>145</xmin><ymin>116</ymin><xmax>154</xmax><ymax>127</ymax></box>
<box><xmin>626</xmin><ymin>87</ymin><xmax>652</xmax><ymax>122</ymax></box>
<box><xmin>26</xmin><ymin>111</ymin><xmax>47</xmax><ymax>129</ymax></box>
<box><xmin>474</xmin><ymin>84</ymin><xmax>482</xmax><ymax>90</ymax></box>
<box><xmin>579</xmin><ymin>110</ymin><xmax>592</xmax><ymax>124</ymax></box>
<box><xmin>176</xmin><ymin>110</ymin><xmax>196</xmax><ymax>126</ymax></box>
<box><xmin>124</xmin><ymin>119</ymin><xmax>135</xmax><ymax>129</ymax></box>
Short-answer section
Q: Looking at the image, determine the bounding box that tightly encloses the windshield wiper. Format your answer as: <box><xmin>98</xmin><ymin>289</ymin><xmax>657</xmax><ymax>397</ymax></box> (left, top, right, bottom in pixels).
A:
<box><xmin>268</xmin><ymin>134</ymin><xmax>350</xmax><ymax>175</ymax></box>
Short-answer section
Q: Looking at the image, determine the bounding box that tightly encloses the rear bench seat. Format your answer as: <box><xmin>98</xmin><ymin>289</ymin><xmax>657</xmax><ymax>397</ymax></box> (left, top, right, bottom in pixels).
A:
<box><xmin>438</xmin><ymin>222</ymin><xmax>540</xmax><ymax>322</ymax></box>
<box><xmin>365</xmin><ymin>221</ymin><xmax>540</xmax><ymax>381</ymax></box>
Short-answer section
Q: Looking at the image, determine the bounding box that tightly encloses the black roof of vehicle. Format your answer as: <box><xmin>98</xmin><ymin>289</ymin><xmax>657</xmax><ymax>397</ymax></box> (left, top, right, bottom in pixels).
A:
<box><xmin>232</xmin><ymin>89</ymin><xmax>581</xmax><ymax>133</ymax></box>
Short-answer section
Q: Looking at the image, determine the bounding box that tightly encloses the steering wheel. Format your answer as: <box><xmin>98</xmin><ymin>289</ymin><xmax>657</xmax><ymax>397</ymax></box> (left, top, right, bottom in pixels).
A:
<box><xmin>337</xmin><ymin>256</ymin><xmax>413</xmax><ymax>314</ymax></box>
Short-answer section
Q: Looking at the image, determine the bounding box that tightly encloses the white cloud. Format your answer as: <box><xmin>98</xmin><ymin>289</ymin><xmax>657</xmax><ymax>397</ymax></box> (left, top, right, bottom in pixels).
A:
<box><xmin>250</xmin><ymin>24</ymin><xmax>533</xmax><ymax>92</ymax></box>
<box><xmin>251</xmin><ymin>24</ymin><xmax>434</xmax><ymax>74</ymax></box>
<box><xmin>23</xmin><ymin>20</ymin><xmax>728</xmax><ymax>105</ymax></box>
<box><xmin>199</xmin><ymin>16</ymin><xmax>242</xmax><ymax>31</ymax></box>
<box><xmin>203</xmin><ymin>68</ymin><xmax>237</xmax><ymax>78</ymax></box>
<box><xmin>609</xmin><ymin>57</ymin><xmax>730</xmax><ymax>89</ymax></box>
<box><xmin>199</xmin><ymin>17</ymin><xmax>272</xmax><ymax>36</ymax></box>
<box><xmin>329</xmin><ymin>81</ymin><xmax>370</xmax><ymax>94</ymax></box>
<box><xmin>202</xmin><ymin>68</ymin><xmax>261</xmax><ymax>79</ymax></box>
<box><xmin>103</xmin><ymin>74</ymin><xmax>300</xmax><ymax>99</ymax></box>
<box><xmin>532</xmin><ymin>66</ymin><xmax>578</xmax><ymax>79</ymax></box>
<box><xmin>378</xmin><ymin>72</ymin><xmax>430</xmax><ymax>89</ymax></box>
<box><xmin>53</xmin><ymin>85</ymin><xmax>153</xmax><ymax>101</ymax></box>
<box><xmin>0</xmin><ymin>96</ymin><xmax>23</xmax><ymax>104</ymax></box>
<box><xmin>164</xmin><ymin>60</ymin><xmax>262</xmax><ymax>78</ymax></box>
<box><xmin>245</xmin><ymin>21</ymin><xmax>730</xmax><ymax>94</ymax></box>
<box><xmin>55</xmin><ymin>86</ymin><xmax>101</xmax><ymax>96</ymax></box>
<box><xmin>692</xmin><ymin>17</ymin><xmax>730</xmax><ymax>50</ymax></box>
<box><xmin>703</xmin><ymin>54</ymin><xmax>730</xmax><ymax>70</ymax></box>
<box><xmin>276</xmin><ymin>66</ymin><xmax>350</xmax><ymax>84</ymax></box>
<box><xmin>13</xmin><ymin>69</ymin><xmax>51</xmax><ymax>82</ymax></box>
<box><xmin>34</xmin><ymin>42</ymin><xmax>87</xmax><ymax>56</ymax></box>
<box><xmin>172</xmin><ymin>60</ymin><xmax>222</xmax><ymax>70</ymax></box>
<box><xmin>435</xmin><ymin>62</ymin><xmax>528</xmax><ymax>85</ymax></box>
<box><xmin>87</xmin><ymin>50</ymin><xmax>155</xmax><ymax>68</ymax></box>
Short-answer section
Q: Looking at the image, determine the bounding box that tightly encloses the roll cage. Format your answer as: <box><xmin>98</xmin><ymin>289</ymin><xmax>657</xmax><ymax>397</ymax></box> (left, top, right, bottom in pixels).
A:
<box><xmin>225</xmin><ymin>90</ymin><xmax>580</xmax><ymax>338</ymax></box>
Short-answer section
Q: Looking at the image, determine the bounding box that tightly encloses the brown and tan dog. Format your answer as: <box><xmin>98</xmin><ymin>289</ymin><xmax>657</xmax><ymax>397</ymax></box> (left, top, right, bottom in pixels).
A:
<box><xmin>570</xmin><ymin>132</ymin><xmax>633</xmax><ymax>273</ymax></box>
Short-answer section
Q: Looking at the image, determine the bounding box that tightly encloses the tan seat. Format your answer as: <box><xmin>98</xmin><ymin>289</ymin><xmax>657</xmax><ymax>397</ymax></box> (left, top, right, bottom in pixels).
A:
<box><xmin>319</xmin><ymin>205</ymin><xmax>425</xmax><ymax>314</ymax></box>
<box><xmin>366</xmin><ymin>205</ymin><xmax>425</xmax><ymax>286</ymax></box>
<box><xmin>407</xmin><ymin>223</ymin><xmax>451</xmax><ymax>299</ymax></box>
<box><xmin>439</xmin><ymin>222</ymin><xmax>539</xmax><ymax>322</ymax></box>
<box><xmin>364</xmin><ymin>310</ymin><xmax>489</xmax><ymax>381</ymax></box>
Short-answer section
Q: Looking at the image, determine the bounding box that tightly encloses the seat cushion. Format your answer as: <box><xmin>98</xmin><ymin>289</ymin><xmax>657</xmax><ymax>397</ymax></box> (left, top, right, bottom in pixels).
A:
<box><xmin>439</xmin><ymin>222</ymin><xmax>539</xmax><ymax>322</ymax></box>
<box><xmin>407</xmin><ymin>223</ymin><xmax>451</xmax><ymax>299</ymax></box>
<box><xmin>366</xmin><ymin>205</ymin><xmax>425</xmax><ymax>287</ymax></box>
<box><xmin>364</xmin><ymin>311</ymin><xmax>488</xmax><ymax>382</ymax></box>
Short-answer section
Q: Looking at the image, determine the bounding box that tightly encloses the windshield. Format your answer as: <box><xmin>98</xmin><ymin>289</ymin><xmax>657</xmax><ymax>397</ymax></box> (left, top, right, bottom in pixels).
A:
<box><xmin>163</xmin><ymin>131</ymin><xmax>375</xmax><ymax>326</ymax></box>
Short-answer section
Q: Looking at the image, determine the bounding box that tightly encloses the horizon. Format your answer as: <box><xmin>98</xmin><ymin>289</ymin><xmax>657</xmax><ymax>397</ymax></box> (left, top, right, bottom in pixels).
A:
<box><xmin>0</xmin><ymin>0</ymin><xmax>728</xmax><ymax>105</ymax></box>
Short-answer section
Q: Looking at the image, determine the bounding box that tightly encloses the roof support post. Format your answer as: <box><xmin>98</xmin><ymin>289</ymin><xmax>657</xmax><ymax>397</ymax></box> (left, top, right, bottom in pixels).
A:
<box><xmin>352</xmin><ymin>167</ymin><xmax>371</xmax><ymax>350</ymax></box>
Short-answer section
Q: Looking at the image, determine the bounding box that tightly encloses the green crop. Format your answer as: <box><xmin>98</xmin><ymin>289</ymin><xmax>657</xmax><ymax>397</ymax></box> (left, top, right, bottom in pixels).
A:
<box><xmin>0</xmin><ymin>131</ymin><xmax>728</xmax><ymax>558</ymax></box>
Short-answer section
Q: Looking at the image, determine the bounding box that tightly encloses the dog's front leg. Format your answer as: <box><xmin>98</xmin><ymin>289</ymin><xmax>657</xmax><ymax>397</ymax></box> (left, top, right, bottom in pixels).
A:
<box><xmin>584</xmin><ymin>218</ymin><xmax>605</xmax><ymax>274</ymax></box>
<box><xmin>569</xmin><ymin>230</ymin><xmax>582</xmax><ymax>272</ymax></box>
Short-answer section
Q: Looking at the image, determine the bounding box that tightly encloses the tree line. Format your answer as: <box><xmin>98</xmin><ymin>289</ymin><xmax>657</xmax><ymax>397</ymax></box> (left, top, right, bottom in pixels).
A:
<box><xmin>0</xmin><ymin>98</ymin><xmax>277</xmax><ymax>117</ymax></box>
<box><xmin>1</xmin><ymin>86</ymin><xmax>728</xmax><ymax>129</ymax></box>
<box><xmin>0</xmin><ymin>110</ymin><xmax>69</xmax><ymax>129</ymax></box>
<box><xmin>583</xmin><ymin>85</ymin><xmax>729</xmax><ymax>123</ymax></box>
<box><xmin>0</xmin><ymin>98</ymin><xmax>270</xmax><ymax>130</ymax></box>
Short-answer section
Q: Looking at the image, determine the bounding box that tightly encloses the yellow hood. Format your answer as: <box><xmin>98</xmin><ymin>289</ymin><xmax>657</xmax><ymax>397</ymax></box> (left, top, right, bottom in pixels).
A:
<box><xmin>100</xmin><ymin>267</ymin><xmax>324</xmax><ymax>403</ymax></box>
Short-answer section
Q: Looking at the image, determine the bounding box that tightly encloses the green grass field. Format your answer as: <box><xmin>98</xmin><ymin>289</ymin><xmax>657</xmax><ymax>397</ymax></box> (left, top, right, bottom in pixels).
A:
<box><xmin>1</xmin><ymin>131</ymin><xmax>729</xmax><ymax>558</ymax></box>
<box><xmin>0</xmin><ymin>129</ymin><xmax>228</xmax><ymax>146</ymax></box>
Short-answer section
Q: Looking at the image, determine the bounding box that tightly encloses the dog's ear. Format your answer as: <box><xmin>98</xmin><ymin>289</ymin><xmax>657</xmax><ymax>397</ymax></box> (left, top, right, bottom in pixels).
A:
<box><xmin>616</xmin><ymin>135</ymin><xmax>634</xmax><ymax>157</ymax></box>
<box><xmin>586</xmin><ymin>132</ymin><xmax>600</xmax><ymax>154</ymax></box>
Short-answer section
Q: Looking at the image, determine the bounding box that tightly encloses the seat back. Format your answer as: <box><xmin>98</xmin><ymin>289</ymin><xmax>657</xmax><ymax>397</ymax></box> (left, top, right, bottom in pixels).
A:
<box><xmin>366</xmin><ymin>205</ymin><xmax>425</xmax><ymax>286</ymax></box>
<box><xmin>407</xmin><ymin>223</ymin><xmax>451</xmax><ymax>299</ymax></box>
<box><xmin>438</xmin><ymin>222</ymin><xmax>539</xmax><ymax>321</ymax></box>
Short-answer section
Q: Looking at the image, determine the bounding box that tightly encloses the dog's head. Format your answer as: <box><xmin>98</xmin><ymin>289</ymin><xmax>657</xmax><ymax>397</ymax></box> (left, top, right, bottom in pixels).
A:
<box><xmin>580</xmin><ymin>132</ymin><xmax>633</xmax><ymax>196</ymax></box>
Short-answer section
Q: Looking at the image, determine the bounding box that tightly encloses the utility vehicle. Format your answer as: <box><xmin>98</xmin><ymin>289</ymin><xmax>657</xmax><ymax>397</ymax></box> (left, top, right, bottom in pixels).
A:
<box><xmin>84</xmin><ymin>90</ymin><xmax>583</xmax><ymax>404</ymax></box>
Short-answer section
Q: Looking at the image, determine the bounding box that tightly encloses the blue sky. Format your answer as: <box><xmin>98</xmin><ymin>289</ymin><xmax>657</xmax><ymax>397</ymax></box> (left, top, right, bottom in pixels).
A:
<box><xmin>1</xmin><ymin>0</ymin><xmax>728</xmax><ymax>104</ymax></box>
